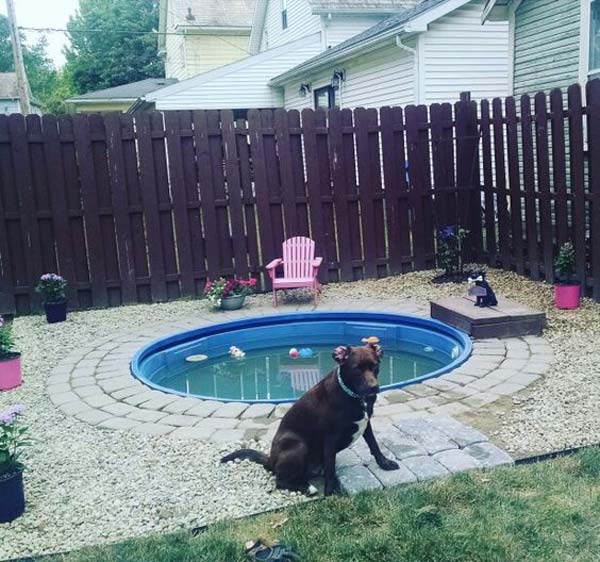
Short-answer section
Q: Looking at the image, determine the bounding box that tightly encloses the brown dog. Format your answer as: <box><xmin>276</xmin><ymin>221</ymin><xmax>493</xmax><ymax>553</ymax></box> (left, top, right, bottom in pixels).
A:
<box><xmin>221</xmin><ymin>342</ymin><xmax>399</xmax><ymax>495</ymax></box>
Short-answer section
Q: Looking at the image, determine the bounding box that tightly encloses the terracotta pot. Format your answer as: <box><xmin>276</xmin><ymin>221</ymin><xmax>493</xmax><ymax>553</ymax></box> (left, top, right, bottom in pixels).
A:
<box><xmin>220</xmin><ymin>295</ymin><xmax>246</xmax><ymax>310</ymax></box>
<box><xmin>0</xmin><ymin>353</ymin><xmax>22</xmax><ymax>391</ymax></box>
<box><xmin>554</xmin><ymin>284</ymin><xmax>580</xmax><ymax>310</ymax></box>
<box><xmin>44</xmin><ymin>300</ymin><xmax>67</xmax><ymax>324</ymax></box>
<box><xmin>0</xmin><ymin>469</ymin><xmax>25</xmax><ymax>523</ymax></box>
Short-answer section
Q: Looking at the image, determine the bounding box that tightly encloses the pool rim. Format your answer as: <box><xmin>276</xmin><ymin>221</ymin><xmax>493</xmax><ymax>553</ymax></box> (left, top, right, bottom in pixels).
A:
<box><xmin>130</xmin><ymin>311</ymin><xmax>472</xmax><ymax>404</ymax></box>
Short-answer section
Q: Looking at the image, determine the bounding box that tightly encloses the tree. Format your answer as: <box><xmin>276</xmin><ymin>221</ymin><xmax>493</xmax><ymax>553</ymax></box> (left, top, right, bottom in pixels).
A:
<box><xmin>65</xmin><ymin>0</ymin><xmax>164</xmax><ymax>95</ymax></box>
<box><xmin>0</xmin><ymin>14</ymin><xmax>72</xmax><ymax>113</ymax></box>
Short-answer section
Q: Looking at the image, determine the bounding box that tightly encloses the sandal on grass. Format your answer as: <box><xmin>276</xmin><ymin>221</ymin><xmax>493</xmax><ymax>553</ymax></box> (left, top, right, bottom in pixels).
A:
<box><xmin>245</xmin><ymin>539</ymin><xmax>301</xmax><ymax>561</ymax></box>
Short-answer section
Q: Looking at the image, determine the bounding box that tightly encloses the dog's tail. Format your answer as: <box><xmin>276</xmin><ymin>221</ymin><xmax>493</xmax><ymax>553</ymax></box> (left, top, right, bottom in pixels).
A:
<box><xmin>220</xmin><ymin>448</ymin><xmax>270</xmax><ymax>468</ymax></box>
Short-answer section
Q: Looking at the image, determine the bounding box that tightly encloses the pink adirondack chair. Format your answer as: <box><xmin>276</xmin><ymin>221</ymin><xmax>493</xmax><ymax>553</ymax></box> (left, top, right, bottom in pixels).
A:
<box><xmin>265</xmin><ymin>237</ymin><xmax>323</xmax><ymax>306</ymax></box>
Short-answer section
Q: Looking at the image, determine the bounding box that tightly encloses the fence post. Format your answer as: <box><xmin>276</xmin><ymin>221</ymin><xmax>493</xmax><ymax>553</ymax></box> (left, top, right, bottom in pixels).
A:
<box><xmin>455</xmin><ymin>92</ymin><xmax>483</xmax><ymax>262</ymax></box>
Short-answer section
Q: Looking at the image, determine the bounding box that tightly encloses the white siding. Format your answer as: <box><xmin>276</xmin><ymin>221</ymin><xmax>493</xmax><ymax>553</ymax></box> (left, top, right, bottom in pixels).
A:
<box><xmin>284</xmin><ymin>40</ymin><xmax>415</xmax><ymax>110</ymax></box>
<box><xmin>420</xmin><ymin>0</ymin><xmax>509</xmax><ymax>104</ymax></box>
<box><xmin>152</xmin><ymin>33</ymin><xmax>323</xmax><ymax>110</ymax></box>
<box><xmin>165</xmin><ymin>7</ymin><xmax>187</xmax><ymax>80</ymax></box>
<box><xmin>261</xmin><ymin>0</ymin><xmax>321</xmax><ymax>50</ymax></box>
<box><xmin>323</xmin><ymin>14</ymin><xmax>386</xmax><ymax>49</ymax></box>
<box><xmin>0</xmin><ymin>99</ymin><xmax>21</xmax><ymax>114</ymax></box>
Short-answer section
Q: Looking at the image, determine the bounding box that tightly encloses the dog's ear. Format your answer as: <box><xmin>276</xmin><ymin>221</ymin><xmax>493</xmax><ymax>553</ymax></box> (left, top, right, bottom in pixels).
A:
<box><xmin>369</xmin><ymin>343</ymin><xmax>383</xmax><ymax>359</ymax></box>
<box><xmin>332</xmin><ymin>345</ymin><xmax>352</xmax><ymax>364</ymax></box>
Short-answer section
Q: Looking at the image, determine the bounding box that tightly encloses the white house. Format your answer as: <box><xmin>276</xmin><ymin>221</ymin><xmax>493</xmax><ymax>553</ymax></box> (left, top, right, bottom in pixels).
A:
<box><xmin>0</xmin><ymin>73</ymin><xmax>42</xmax><ymax>115</ymax></box>
<box><xmin>147</xmin><ymin>0</ymin><xmax>509</xmax><ymax>111</ymax></box>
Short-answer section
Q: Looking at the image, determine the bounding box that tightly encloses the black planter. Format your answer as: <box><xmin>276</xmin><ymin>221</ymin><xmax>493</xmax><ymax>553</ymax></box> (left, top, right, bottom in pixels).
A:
<box><xmin>44</xmin><ymin>300</ymin><xmax>67</xmax><ymax>324</ymax></box>
<box><xmin>0</xmin><ymin>470</ymin><xmax>25</xmax><ymax>523</ymax></box>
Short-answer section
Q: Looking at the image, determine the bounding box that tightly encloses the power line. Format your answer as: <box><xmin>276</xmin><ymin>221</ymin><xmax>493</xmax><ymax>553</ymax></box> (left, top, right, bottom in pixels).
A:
<box><xmin>19</xmin><ymin>25</ymin><xmax>253</xmax><ymax>55</ymax></box>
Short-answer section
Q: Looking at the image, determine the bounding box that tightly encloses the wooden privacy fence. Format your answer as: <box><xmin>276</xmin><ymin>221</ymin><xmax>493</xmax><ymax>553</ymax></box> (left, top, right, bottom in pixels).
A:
<box><xmin>0</xmin><ymin>98</ymin><xmax>482</xmax><ymax>314</ymax></box>
<box><xmin>0</xmin><ymin>79</ymin><xmax>599</xmax><ymax>315</ymax></box>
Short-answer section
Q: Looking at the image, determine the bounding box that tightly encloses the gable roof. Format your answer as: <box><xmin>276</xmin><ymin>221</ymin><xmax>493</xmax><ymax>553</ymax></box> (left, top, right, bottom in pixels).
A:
<box><xmin>67</xmin><ymin>78</ymin><xmax>178</xmax><ymax>103</ymax></box>
<box><xmin>271</xmin><ymin>0</ymin><xmax>462</xmax><ymax>85</ymax></box>
<box><xmin>307</xmin><ymin>0</ymin><xmax>421</xmax><ymax>13</ymax></box>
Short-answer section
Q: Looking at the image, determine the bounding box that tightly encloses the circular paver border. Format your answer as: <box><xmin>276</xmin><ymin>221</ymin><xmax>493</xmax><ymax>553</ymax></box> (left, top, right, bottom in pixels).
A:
<box><xmin>46</xmin><ymin>300</ymin><xmax>553</xmax><ymax>443</ymax></box>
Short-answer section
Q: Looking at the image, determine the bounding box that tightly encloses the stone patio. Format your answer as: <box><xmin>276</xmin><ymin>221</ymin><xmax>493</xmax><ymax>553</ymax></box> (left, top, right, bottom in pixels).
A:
<box><xmin>46</xmin><ymin>298</ymin><xmax>553</xmax><ymax>444</ymax></box>
<box><xmin>336</xmin><ymin>415</ymin><xmax>513</xmax><ymax>494</ymax></box>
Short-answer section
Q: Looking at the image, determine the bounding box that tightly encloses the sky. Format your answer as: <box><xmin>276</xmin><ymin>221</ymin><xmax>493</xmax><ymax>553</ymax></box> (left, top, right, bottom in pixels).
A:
<box><xmin>0</xmin><ymin>0</ymin><xmax>80</xmax><ymax>67</ymax></box>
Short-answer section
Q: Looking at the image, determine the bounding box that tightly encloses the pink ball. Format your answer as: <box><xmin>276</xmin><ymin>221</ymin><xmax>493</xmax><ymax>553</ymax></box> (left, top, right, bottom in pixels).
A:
<box><xmin>289</xmin><ymin>348</ymin><xmax>299</xmax><ymax>359</ymax></box>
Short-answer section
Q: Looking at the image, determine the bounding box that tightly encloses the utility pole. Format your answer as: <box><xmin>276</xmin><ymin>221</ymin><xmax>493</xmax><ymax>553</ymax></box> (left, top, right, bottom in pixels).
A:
<box><xmin>5</xmin><ymin>0</ymin><xmax>32</xmax><ymax>115</ymax></box>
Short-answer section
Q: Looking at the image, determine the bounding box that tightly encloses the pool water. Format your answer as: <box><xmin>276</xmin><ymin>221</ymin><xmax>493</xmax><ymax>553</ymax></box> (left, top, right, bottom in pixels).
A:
<box><xmin>152</xmin><ymin>342</ymin><xmax>447</xmax><ymax>402</ymax></box>
<box><xmin>132</xmin><ymin>312</ymin><xmax>472</xmax><ymax>403</ymax></box>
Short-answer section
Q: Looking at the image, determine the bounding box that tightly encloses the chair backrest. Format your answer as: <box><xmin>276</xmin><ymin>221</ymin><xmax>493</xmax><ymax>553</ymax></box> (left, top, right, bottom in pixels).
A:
<box><xmin>282</xmin><ymin>236</ymin><xmax>316</xmax><ymax>278</ymax></box>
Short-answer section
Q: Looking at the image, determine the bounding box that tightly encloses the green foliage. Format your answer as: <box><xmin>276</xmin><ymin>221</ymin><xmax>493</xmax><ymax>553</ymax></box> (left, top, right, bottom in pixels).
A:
<box><xmin>0</xmin><ymin>406</ymin><xmax>29</xmax><ymax>476</ymax></box>
<box><xmin>0</xmin><ymin>14</ymin><xmax>74</xmax><ymax>113</ymax></box>
<box><xmin>436</xmin><ymin>226</ymin><xmax>470</xmax><ymax>276</ymax></box>
<box><xmin>50</xmin><ymin>449</ymin><xmax>600</xmax><ymax>562</ymax></box>
<box><xmin>35</xmin><ymin>273</ymin><xmax>68</xmax><ymax>303</ymax></box>
<box><xmin>64</xmin><ymin>0</ymin><xmax>164</xmax><ymax>95</ymax></box>
<box><xmin>555</xmin><ymin>242</ymin><xmax>576</xmax><ymax>284</ymax></box>
<box><xmin>0</xmin><ymin>316</ymin><xmax>15</xmax><ymax>359</ymax></box>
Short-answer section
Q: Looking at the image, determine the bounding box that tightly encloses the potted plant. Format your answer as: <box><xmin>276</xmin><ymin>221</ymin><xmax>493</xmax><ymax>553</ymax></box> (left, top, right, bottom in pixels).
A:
<box><xmin>35</xmin><ymin>273</ymin><xmax>68</xmax><ymax>324</ymax></box>
<box><xmin>435</xmin><ymin>226</ymin><xmax>470</xmax><ymax>282</ymax></box>
<box><xmin>203</xmin><ymin>277</ymin><xmax>257</xmax><ymax>310</ymax></box>
<box><xmin>554</xmin><ymin>242</ymin><xmax>580</xmax><ymax>310</ymax></box>
<box><xmin>0</xmin><ymin>316</ymin><xmax>21</xmax><ymax>392</ymax></box>
<box><xmin>0</xmin><ymin>405</ymin><xmax>28</xmax><ymax>523</ymax></box>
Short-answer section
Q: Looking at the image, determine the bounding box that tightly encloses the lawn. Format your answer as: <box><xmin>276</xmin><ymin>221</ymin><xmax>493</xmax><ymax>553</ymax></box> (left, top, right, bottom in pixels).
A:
<box><xmin>50</xmin><ymin>448</ymin><xmax>600</xmax><ymax>562</ymax></box>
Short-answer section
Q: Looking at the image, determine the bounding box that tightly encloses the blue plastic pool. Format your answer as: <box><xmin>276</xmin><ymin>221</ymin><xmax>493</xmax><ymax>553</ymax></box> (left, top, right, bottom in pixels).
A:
<box><xmin>131</xmin><ymin>312</ymin><xmax>472</xmax><ymax>404</ymax></box>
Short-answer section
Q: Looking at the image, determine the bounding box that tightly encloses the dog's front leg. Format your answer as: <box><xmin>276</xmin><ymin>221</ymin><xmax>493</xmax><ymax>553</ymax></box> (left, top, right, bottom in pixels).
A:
<box><xmin>363</xmin><ymin>421</ymin><xmax>399</xmax><ymax>470</ymax></box>
<box><xmin>323</xmin><ymin>437</ymin><xmax>338</xmax><ymax>496</ymax></box>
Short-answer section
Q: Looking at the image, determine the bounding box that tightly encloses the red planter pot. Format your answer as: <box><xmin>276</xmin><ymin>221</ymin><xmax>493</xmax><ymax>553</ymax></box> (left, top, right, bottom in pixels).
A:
<box><xmin>0</xmin><ymin>353</ymin><xmax>22</xmax><ymax>391</ymax></box>
<box><xmin>554</xmin><ymin>284</ymin><xmax>581</xmax><ymax>310</ymax></box>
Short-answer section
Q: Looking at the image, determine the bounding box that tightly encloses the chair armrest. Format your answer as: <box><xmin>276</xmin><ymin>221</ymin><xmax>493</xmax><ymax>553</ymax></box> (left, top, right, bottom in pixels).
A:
<box><xmin>266</xmin><ymin>258</ymin><xmax>283</xmax><ymax>270</ymax></box>
<box><xmin>312</xmin><ymin>257</ymin><xmax>323</xmax><ymax>267</ymax></box>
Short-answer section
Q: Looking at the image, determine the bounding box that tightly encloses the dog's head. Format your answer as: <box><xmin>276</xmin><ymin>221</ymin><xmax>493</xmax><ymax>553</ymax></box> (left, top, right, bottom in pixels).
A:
<box><xmin>332</xmin><ymin>343</ymin><xmax>383</xmax><ymax>396</ymax></box>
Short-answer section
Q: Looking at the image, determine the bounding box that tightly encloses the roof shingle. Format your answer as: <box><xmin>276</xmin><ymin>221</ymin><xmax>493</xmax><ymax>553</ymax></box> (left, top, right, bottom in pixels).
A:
<box><xmin>68</xmin><ymin>78</ymin><xmax>178</xmax><ymax>101</ymax></box>
<box><xmin>307</xmin><ymin>0</ymin><xmax>420</xmax><ymax>12</ymax></box>
<box><xmin>169</xmin><ymin>0</ymin><xmax>256</xmax><ymax>28</ymax></box>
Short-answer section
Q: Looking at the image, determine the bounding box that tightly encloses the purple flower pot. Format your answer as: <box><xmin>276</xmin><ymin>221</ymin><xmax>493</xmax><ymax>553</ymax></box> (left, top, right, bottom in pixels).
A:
<box><xmin>44</xmin><ymin>300</ymin><xmax>67</xmax><ymax>324</ymax></box>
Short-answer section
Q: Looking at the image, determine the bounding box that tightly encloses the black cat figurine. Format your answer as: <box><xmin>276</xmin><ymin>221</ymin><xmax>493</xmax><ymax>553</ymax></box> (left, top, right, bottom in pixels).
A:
<box><xmin>467</xmin><ymin>271</ymin><xmax>498</xmax><ymax>307</ymax></box>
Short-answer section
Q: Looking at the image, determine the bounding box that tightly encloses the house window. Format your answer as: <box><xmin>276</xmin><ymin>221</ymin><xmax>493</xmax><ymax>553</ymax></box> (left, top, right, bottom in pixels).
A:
<box><xmin>281</xmin><ymin>0</ymin><xmax>288</xmax><ymax>29</ymax></box>
<box><xmin>314</xmin><ymin>85</ymin><xmax>335</xmax><ymax>109</ymax></box>
<box><xmin>591</xmin><ymin>0</ymin><xmax>600</xmax><ymax>72</ymax></box>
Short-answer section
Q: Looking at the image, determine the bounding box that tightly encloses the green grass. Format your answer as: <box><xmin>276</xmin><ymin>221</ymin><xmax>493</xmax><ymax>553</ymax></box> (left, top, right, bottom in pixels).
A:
<box><xmin>50</xmin><ymin>449</ymin><xmax>600</xmax><ymax>562</ymax></box>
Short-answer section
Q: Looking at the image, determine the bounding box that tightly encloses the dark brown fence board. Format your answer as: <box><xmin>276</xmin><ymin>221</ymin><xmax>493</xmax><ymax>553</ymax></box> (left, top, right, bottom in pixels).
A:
<box><xmin>405</xmin><ymin>105</ymin><xmax>431</xmax><ymax>269</ymax></box>
<box><xmin>520</xmin><ymin>95</ymin><xmax>540</xmax><ymax>280</ymax></box>
<box><xmin>42</xmin><ymin>115</ymin><xmax>77</xmax><ymax>305</ymax></box>
<box><xmin>8</xmin><ymin>114</ymin><xmax>43</xmax><ymax>307</ymax></box>
<box><xmin>380</xmin><ymin>106</ymin><xmax>411</xmax><ymax>274</ymax></box>
<box><xmin>534</xmin><ymin>92</ymin><xmax>554</xmax><ymax>283</ymax></box>
<box><xmin>288</xmin><ymin>110</ymin><xmax>310</xmax><ymax>237</ymax></box>
<box><xmin>248</xmin><ymin>109</ymin><xmax>276</xmax><ymax>285</ymax></box>
<box><xmin>550</xmin><ymin>89</ymin><xmax>569</xmax><ymax>247</ymax></box>
<box><xmin>164</xmin><ymin>111</ymin><xmax>195</xmax><ymax>295</ymax></box>
<box><xmin>274</xmin><ymin>108</ymin><xmax>298</xmax><ymax>238</ymax></box>
<box><xmin>354</xmin><ymin>107</ymin><xmax>378</xmax><ymax>278</ymax></box>
<box><xmin>222</xmin><ymin>110</ymin><xmax>250</xmax><ymax>278</ymax></box>
<box><xmin>236</xmin><ymin>117</ymin><xmax>261</xmax><ymax>276</ymax></box>
<box><xmin>480</xmin><ymin>100</ymin><xmax>496</xmax><ymax>262</ymax></box>
<box><xmin>567</xmin><ymin>84</ymin><xmax>587</xmax><ymax>290</ymax></box>
<box><xmin>493</xmin><ymin>98</ymin><xmax>512</xmax><ymax>271</ymax></box>
<box><xmin>587</xmin><ymin>79</ymin><xmax>600</xmax><ymax>300</ymax></box>
<box><xmin>430</xmin><ymin>103</ymin><xmax>456</xmax><ymax>229</ymax></box>
<box><xmin>135</xmin><ymin>112</ymin><xmax>167</xmax><ymax>301</ymax></box>
<box><xmin>105</xmin><ymin>113</ymin><xmax>137</xmax><ymax>304</ymax></box>
<box><xmin>327</xmin><ymin>108</ymin><xmax>353</xmax><ymax>281</ymax></box>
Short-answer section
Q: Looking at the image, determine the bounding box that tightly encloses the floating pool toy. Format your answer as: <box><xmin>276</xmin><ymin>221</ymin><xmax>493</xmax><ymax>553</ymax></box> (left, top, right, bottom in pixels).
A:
<box><xmin>362</xmin><ymin>336</ymin><xmax>380</xmax><ymax>345</ymax></box>
<box><xmin>298</xmin><ymin>348</ymin><xmax>314</xmax><ymax>358</ymax></box>
<box><xmin>185</xmin><ymin>354</ymin><xmax>208</xmax><ymax>363</ymax></box>
<box><xmin>229</xmin><ymin>346</ymin><xmax>246</xmax><ymax>360</ymax></box>
<box><xmin>289</xmin><ymin>347</ymin><xmax>299</xmax><ymax>359</ymax></box>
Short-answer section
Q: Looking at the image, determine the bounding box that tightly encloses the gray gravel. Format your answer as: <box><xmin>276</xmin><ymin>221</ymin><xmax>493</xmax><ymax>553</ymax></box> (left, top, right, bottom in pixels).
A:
<box><xmin>1</xmin><ymin>269</ymin><xmax>599</xmax><ymax>558</ymax></box>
